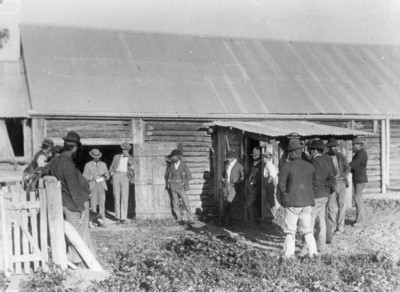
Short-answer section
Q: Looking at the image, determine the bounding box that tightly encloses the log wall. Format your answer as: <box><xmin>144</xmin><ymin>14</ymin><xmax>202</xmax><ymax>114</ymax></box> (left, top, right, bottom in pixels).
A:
<box><xmin>317</xmin><ymin>120</ymin><xmax>381</xmax><ymax>194</ymax></box>
<box><xmin>390</xmin><ymin>120</ymin><xmax>400</xmax><ymax>188</ymax></box>
<box><xmin>144</xmin><ymin>121</ymin><xmax>214</xmax><ymax>214</ymax></box>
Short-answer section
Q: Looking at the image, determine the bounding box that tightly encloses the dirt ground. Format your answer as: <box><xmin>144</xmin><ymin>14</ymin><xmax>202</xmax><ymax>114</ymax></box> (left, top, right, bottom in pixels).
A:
<box><xmin>5</xmin><ymin>192</ymin><xmax>400</xmax><ymax>291</ymax></box>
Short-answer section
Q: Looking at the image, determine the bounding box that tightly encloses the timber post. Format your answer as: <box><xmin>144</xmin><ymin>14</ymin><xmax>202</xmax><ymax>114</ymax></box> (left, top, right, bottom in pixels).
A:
<box><xmin>44</xmin><ymin>176</ymin><xmax>68</xmax><ymax>269</ymax></box>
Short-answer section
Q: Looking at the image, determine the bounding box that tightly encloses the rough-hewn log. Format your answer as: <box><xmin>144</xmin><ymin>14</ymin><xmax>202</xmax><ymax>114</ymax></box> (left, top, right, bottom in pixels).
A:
<box><xmin>146</xmin><ymin>130</ymin><xmax>210</xmax><ymax>137</ymax></box>
<box><xmin>145</xmin><ymin>136</ymin><xmax>212</xmax><ymax>142</ymax></box>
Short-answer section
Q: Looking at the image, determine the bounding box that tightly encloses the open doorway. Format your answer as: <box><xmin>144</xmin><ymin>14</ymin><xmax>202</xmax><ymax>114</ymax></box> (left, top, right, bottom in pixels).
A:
<box><xmin>78</xmin><ymin>145</ymin><xmax>136</xmax><ymax>220</ymax></box>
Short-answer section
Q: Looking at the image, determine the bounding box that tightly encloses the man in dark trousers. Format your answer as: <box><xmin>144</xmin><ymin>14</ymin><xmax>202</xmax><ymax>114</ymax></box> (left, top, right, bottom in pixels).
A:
<box><xmin>166</xmin><ymin>149</ymin><xmax>194</xmax><ymax>224</ymax></box>
<box><xmin>306</xmin><ymin>140</ymin><xmax>336</xmax><ymax>253</ymax></box>
<box><xmin>278</xmin><ymin>140</ymin><xmax>318</xmax><ymax>258</ymax></box>
<box><xmin>326</xmin><ymin>137</ymin><xmax>350</xmax><ymax>237</ymax></box>
<box><xmin>110</xmin><ymin>142</ymin><xmax>134</xmax><ymax>224</ymax></box>
<box><xmin>49</xmin><ymin>131</ymin><xmax>94</xmax><ymax>265</ymax></box>
<box><xmin>350</xmin><ymin>137</ymin><xmax>368</xmax><ymax>227</ymax></box>
<box><xmin>219</xmin><ymin>149</ymin><xmax>244</xmax><ymax>226</ymax></box>
<box><xmin>246</xmin><ymin>147</ymin><xmax>263</xmax><ymax>224</ymax></box>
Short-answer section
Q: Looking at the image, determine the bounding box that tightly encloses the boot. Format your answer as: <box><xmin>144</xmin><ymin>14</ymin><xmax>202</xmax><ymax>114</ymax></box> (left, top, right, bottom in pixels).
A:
<box><xmin>304</xmin><ymin>233</ymin><xmax>319</xmax><ymax>257</ymax></box>
<box><xmin>283</xmin><ymin>234</ymin><xmax>295</xmax><ymax>258</ymax></box>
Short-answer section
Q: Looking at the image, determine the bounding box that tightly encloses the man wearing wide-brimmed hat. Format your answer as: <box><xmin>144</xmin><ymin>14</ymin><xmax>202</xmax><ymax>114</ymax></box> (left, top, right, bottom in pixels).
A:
<box><xmin>325</xmin><ymin>137</ymin><xmax>350</xmax><ymax>238</ymax></box>
<box><xmin>83</xmin><ymin>149</ymin><xmax>110</xmax><ymax>226</ymax></box>
<box><xmin>349</xmin><ymin>137</ymin><xmax>368</xmax><ymax>227</ymax></box>
<box><xmin>31</xmin><ymin>138</ymin><xmax>54</xmax><ymax>170</ymax></box>
<box><xmin>305</xmin><ymin>139</ymin><xmax>336</xmax><ymax>254</ymax></box>
<box><xmin>219</xmin><ymin>149</ymin><xmax>244</xmax><ymax>226</ymax></box>
<box><xmin>110</xmin><ymin>142</ymin><xmax>135</xmax><ymax>224</ymax></box>
<box><xmin>262</xmin><ymin>151</ymin><xmax>279</xmax><ymax>223</ymax></box>
<box><xmin>246</xmin><ymin>147</ymin><xmax>263</xmax><ymax>224</ymax></box>
<box><xmin>278</xmin><ymin>140</ymin><xmax>318</xmax><ymax>258</ymax></box>
<box><xmin>49</xmin><ymin>131</ymin><xmax>94</xmax><ymax>265</ymax></box>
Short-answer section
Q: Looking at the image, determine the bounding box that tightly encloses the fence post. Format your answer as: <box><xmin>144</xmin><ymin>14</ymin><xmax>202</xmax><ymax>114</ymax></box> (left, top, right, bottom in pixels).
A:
<box><xmin>44</xmin><ymin>176</ymin><xmax>67</xmax><ymax>269</ymax></box>
<box><xmin>38</xmin><ymin>179</ymin><xmax>48</xmax><ymax>271</ymax></box>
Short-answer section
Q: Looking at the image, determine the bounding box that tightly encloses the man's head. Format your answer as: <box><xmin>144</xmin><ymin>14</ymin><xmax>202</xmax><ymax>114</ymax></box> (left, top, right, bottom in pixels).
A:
<box><xmin>120</xmin><ymin>142</ymin><xmax>132</xmax><ymax>156</ymax></box>
<box><xmin>62</xmin><ymin>131</ymin><xmax>81</xmax><ymax>158</ymax></box>
<box><xmin>287</xmin><ymin>140</ymin><xmax>302</xmax><ymax>160</ymax></box>
<box><xmin>226</xmin><ymin>149</ymin><xmax>238</xmax><ymax>163</ymax></box>
<box><xmin>41</xmin><ymin>138</ymin><xmax>54</xmax><ymax>154</ymax></box>
<box><xmin>251</xmin><ymin>147</ymin><xmax>261</xmax><ymax>161</ymax></box>
<box><xmin>352</xmin><ymin>137</ymin><xmax>365</xmax><ymax>153</ymax></box>
<box><xmin>170</xmin><ymin>149</ymin><xmax>182</xmax><ymax>163</ymax></box>
<box><xmin>308</xmin><ymin>140</ymin><xmax>325</xmax><ymax>157</ymax></box>
<box><xmin>326</xmin><ymin>137</ymin><xmax>339</xmax><ymax>155</ymax></box>
<box><xmin>89</xmin><ymin>148</ymin><xmax>102</xmax><ymax>162</ymax></box>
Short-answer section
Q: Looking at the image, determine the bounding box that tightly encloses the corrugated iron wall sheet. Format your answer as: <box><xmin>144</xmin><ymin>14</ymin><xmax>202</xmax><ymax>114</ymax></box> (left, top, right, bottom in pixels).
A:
<box><xmin>21</xmin><ymin>26</ymin><xmax>400</xmax><ymax>117</ymax></box>
<box><xmin>0</xmin><ymin>61</ymin><xmax>30</xmax><ymax>118</ymax></box>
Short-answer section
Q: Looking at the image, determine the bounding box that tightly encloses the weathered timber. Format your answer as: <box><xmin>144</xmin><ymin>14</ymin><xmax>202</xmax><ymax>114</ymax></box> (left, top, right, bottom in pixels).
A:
<box><xmin>145</xmin><ymin>136</ymin><xmax>212</xmax><ymax>142</ymax></box>
<box><xmin>146</xmin><ymin>130</ymin><xmax>210</xmax><ymax>137</ymax></box>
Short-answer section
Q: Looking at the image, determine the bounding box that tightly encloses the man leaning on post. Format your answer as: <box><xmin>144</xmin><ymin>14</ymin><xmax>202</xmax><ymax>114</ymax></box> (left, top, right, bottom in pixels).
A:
<box><xmin>278</xmin><ymin>140</ymin><xmax>318</xmax><ymax>258</ymax></box>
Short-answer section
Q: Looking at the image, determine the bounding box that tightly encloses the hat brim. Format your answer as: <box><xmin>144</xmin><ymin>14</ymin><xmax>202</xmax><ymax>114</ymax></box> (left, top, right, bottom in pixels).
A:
<box><xmin>90</xmin><ymin>152</ymin><xmax>102</xmax><ymax>158</ymax></box>
<box><xmin>325</xmin><ymin>143</ymin><xmax>338</xmax><ymax>147</ymax></box>
<box><xmin>62</xmin><ymin>138</ymin><xmax>82</xmax><ymax>145</ymax></box>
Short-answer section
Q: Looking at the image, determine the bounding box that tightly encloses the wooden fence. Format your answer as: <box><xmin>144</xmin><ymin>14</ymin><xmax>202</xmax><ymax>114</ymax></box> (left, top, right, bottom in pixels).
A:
<box><xmin>0</xmin><ymin>180</ymin><xmax>48</xmax><ymax>276</ymax></box>
<box><xmin>0</xmin><ymin>176</ymin><xmax>103</xmax><ymax>276</ymax></box>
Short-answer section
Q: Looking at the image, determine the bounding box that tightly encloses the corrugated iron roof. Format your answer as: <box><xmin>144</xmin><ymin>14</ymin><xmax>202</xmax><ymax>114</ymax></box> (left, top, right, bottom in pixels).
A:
<box><xmin>212</xmin><ymin>120</ymin><xmax>374</xmax><ymax>138</ymax></box>
<box><xmin>20</xmin><ymin>25</ymin><xmax>400</xmax><ymax>118</ymax></box>
<box><xmin>0</xmin><ymin>61</ymin><xmax>30</xmax><ymax>118</ymax></box>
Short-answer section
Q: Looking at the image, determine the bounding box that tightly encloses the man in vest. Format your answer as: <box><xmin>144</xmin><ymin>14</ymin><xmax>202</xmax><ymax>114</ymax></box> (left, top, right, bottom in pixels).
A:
<box><xmin>349</xmin><ymin>137</ymin><xmax>368</xmax><ymax>227</ymax></box>
<box><xmin>219</xmin><ymin>149</ymin><xmax>244</xmax><ymax>226</ymax></box>
<box><xmin>32</xmin><ymin>138</ymin><xmax>54</xmax><ymax>170</ymax></box>
<box><xmin>83</xmin><ymin>149</ymin><xmax>110</xmax><ymax>227</ymax></box>
<box><xmin>166</xmin><ymin>149</ymin><xmax>194</xmax><ymax>224</ymax></box>
<box><xmin>110</xmin><ymin>142</ymin><xmax>134</xmax><ymax>224</ymax></box>
<box><xmin>326</xmin><ymin>137</ymin><xmax>350</xmax><ymax>237</ymax></box>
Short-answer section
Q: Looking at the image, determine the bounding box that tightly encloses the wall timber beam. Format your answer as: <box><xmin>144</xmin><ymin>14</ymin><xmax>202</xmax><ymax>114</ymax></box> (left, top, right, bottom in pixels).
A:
<box><xmin>132</xmin><ymin>119</ymin><xmax>145</xmax><ymax>144</ymax></box>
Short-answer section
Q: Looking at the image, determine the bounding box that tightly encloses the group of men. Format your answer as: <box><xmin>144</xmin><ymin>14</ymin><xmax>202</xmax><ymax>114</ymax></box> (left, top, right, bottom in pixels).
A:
<box><xmin>28</xmin><ymin>132</ymin><xmax>135</xmax><ymax>265</ymax></box>
<box><xmin>219</xmin><ymin>132</ymin><xmax>368</xmax><ymax>258</ymax></box>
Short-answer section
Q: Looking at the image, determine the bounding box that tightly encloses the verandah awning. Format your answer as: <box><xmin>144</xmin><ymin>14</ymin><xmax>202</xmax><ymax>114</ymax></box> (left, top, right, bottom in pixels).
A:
<box><xmin>211</xmin><ymin>120</ymin><xmax>374</xmax><ymax>138</ymax></box>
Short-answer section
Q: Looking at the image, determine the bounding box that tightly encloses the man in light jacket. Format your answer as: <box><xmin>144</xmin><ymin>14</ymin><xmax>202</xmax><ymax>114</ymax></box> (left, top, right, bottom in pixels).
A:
<box><xmin>110</xmin><ymin>142</ymin><xmax>134</xmax><ymax>224</ymax></box>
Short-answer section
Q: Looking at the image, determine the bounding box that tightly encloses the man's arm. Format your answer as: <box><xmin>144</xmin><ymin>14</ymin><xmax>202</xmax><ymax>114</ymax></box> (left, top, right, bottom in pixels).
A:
<box><xmin>82</xmin><ymin>163</ymin><xmax>92</xmax><ymax>181</ymax></box>
<box><xmin>340</xmin><ymin>153</ymin><xmax>350</xmax><ymax>178</ymax></box>
<box><xmin>350</xmin><ymin>151</ymin><xmax>367</xmax><ymax>169</ymax></box>
<box><xmin>238</xmin><ymin>164</ymin><xmax>245</xmax><ymax>183</ymax></box>
<box><xmin>278</xmin><ymin>164</ymin><xmax>289</xmax><ymax>195</ymax></box>
<box><xmin>63</xmin><ymin>162</ymin><xmax>86</xmax><ymax>212</ymax></box>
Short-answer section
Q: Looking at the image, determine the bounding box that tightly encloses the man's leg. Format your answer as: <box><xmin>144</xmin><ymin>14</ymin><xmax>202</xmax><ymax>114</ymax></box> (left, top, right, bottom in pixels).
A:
<box><xmin>120</xmin><ymin>175</ymin><xmax>130</xmax><ymax>221</ymax></box>
<box><xmin>112</xmin><ymin>173</ymin><xmax>122</xmax><ymax>220</ymax></box>
<box><xmin>327</xmin><ymin>191</ymin><xmax>338</xmax><ymax>242</ymax></box>
<box><xmin>170</xmin><ymin>189</ymin><xmax>182</xmax><ymax>221</ymax></box>
<box><xmin>98</xmin><ymin>187</ymin><xmax>106</xmax><ymax>220</ymax></box>
<box><xmin>336</xmin><ymin>181</ymin><xmax>347</xmax><ymax>232</ymax></box>
<box><xmin>283</xmin><ymin>207</ymin><xmax>301</xmax><ymax>258</ymax></box>
<box><xmin>246</xmin><ymin>187</ymin><xmax>258</xmax><ymax>223</ymax></box>
<box><xmin>177</xmin><ymin>189</ymin><xmax>194</xmax><ymax>221</ymax></box>
<box><xmin>298</xmin><ymin>206</ymin><xmax>318</xmax><ymax>257</ymax></box>
<box><xmin>354</xmin><ymin>182</ymin><xmax>366</xmax><ymax>224</ymax></box>
<box><xmin>313</xmin><ymin>197</ymin><xmax>328</xmax><ymax>252</ymax></box>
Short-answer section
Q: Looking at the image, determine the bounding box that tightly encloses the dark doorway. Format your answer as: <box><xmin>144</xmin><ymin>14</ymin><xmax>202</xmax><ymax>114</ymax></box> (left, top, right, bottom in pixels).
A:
<box><xmin>5</xmin><ymin>118</ymin><xmax>24</xmax><ymax>156</ymax></box>
<box><xmin>246</xmin><ymin>137</ymin><xmax>262</xmax><ymax>221</ymax></box>
<box><xmin>77</xmin><ymin>144</ymin><xmax>136</xmax><ymax>219</ymax></box>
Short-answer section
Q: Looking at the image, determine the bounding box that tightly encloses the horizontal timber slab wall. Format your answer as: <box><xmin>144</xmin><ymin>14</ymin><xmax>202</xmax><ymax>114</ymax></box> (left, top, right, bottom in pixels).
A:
<box><xmin>46</xmin><ymin>119</ymin><xmax>132</xmax><ymax>139</ymax></box>
<box><xmin>317</xmin><ymin>119</ymin><xmax>381</xmax><ymax>194</ymax></box>
<box><xmin>144</xmin><ymin>120</ymin><xmax>214</xmax><ymax>213</ymax></box>
<box><xmin>390</xmin><ymin>120</ymin><xmax>400</xmax><ymax>188</ymax></box>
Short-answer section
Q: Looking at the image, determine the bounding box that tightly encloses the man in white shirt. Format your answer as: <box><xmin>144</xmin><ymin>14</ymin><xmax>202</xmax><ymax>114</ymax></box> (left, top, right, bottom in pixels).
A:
<box><xmin>262</xmin><ymin>151</ymin><xmax>280</xmax><ymax>223</ymax></box>
<box><xmin>110</xmin><ymin>142</ymin><xmax>134</xmax><ymax>224</ymax></box>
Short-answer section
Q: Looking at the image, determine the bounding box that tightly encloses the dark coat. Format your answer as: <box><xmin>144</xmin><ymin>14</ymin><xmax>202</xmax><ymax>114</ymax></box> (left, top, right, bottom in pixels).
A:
<box><xmin>311</xmin><ymin>154</ymin><xmax>336</xmax><ymax>199</ymax></box>
<box><xmin>222</xmin><ymin>161</ymin><xmax>244</xmax><ymax>185</ymax></box>
<box><xmin>278</xmin><ymin>157</ymin><xmax>317</xmax><ymax>208</ymax></box>
<box><xmin>49</xmin><ymin>153</ymin><xmax>90</xmax><ymax>212</ymax></box>
<box><xmin>167</xmin><ymin>160</ymin><xmax>192</xmax><ymax>190</ymax></box>
<box><xmin>350</xmin><ymin>148</ymin><xmax>368</xmax><ymax>183</ymax></box>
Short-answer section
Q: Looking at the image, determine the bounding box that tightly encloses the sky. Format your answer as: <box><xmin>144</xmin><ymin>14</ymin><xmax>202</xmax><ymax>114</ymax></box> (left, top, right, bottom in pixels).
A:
<box><xmin>1</xmin><ymin>0</ymin><xmax>400</xmax><ymax>45</ymax></box>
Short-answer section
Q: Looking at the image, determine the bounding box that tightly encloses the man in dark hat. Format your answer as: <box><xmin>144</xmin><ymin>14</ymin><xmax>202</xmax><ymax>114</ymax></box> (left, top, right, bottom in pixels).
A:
<box><xmin>83</xmin><ymin>149</ymin><xmax>110</xmax><ymax>227</ymax></box>
<box><xmin>49</xmin><ymin>131</ymin><xmax>94</xmax><ymax>265</ymax></box>
<box><xmin>219</xmin><ymin>149</ymin><xmax>244</xmax><ymax>226</ymax></box>
<box><xmin>246</xmin><ymin>147</ymin><xmax>263</xmax><ymax>224</ymax></box>
<box><xmin>303</xmin><ymin>139</ymin><xmax>336</xmax><ymax>253</ymax></box>
<box><xmin>166</xmin><ymin>149</ymin><xmax>194</xmax><ymax>224</ymax></box>
<box><xmin>32</xmin><ymin>138</ymin><xmax>54</xmax><ymax>170</ymax></box>
<box><xmin>279</xmin><ymin>132</ymin><xmax>303</xmax><ymax>172</ymax></box>
<box><xmin>349</xmin><ymin>137</ymin><xmax>368</xmax><ymax>227</ymax></box>
<box><xmin>325</xmin><ymin>137</ymin><xmax>350</xmax><ymax>237</ymax></box>
<box><xmin>278</xmin><ymin>140</ymin><xmax>318</xmax><ymax>258</ymax></box>
<box><xmin>110</xmin><ymin>142</ymin><xmax>135</xmax><ymax>224</ymax></box>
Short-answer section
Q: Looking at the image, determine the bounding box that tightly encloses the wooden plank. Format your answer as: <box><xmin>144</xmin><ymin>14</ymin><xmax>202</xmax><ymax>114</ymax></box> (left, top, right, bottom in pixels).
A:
<box><xmin>132</xmin><ymin>119</ymin><xmax>145</xmax><ymax>144</ymax></box>
<box><xmin>11</xmin><ymin>254</ymin><xmax>42</xmax><ymax>262</ymax></box>
<box><xmin>18</xmin><ymin>185</ymin><xmax>30</xmax><ymax>274</ymax></box>
<box><xmin>32</xmin><ymin>118</ymin><xmax>45</xmax><ymax>156</ymax></box>
<box><xmin>44</xmin><ymin>177</ymin><xmax>67</xmax><ymax>269</ymax></box>
<box><xmin>386</xmin><ymin>119</ymin><xmax>390</xmax><ymax>186</ymax></box>
<box><xmin>29</xmin><ymin>191</ymin><xmax>39</xmax><ymax>272</ymax></box>
<box><xmin>50</xmin><ymin>137</ymin><xmax>132</xmax><ymax>146</ymax></box>
<box><xmin>146</xmin><ymin>130</ymin><xmax>210</xmax><ymax>137</ymax></box>
<box><xmin>6</xmin><ymin>201</ymin><xmax>41</xmax><ymax>209</ymax></box>
<box><xmin>38</xmin><ymin>182</ymin><xmax>48</xmax><ymax>271</ymax></box>
<box><xmin>145</xmin><ymin>136</ymin><xmax>212</xmax><ymax>142</ymax></box>
<box><xmin>0</xmin><ymin>190</ymin><xmax>11</xmax><ymax>277</ymax></box>
<box><xmin>10</xmin><ymin>185</ymin><xmax>22</xmax><ymax>274</ymax></box>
